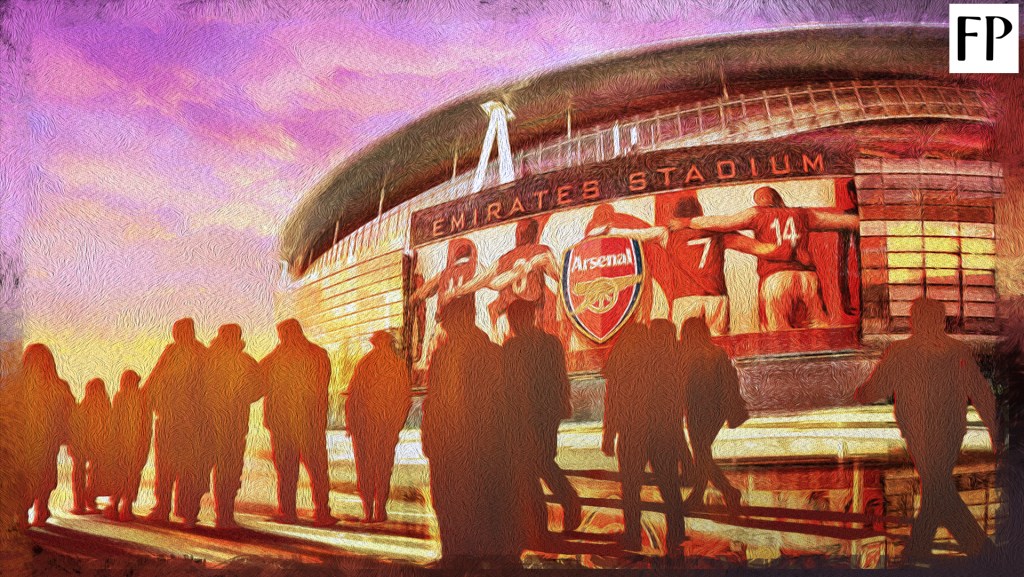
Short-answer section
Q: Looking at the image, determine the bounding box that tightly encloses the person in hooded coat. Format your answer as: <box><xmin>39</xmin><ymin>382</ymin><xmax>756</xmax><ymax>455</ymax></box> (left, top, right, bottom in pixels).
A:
<box><xmin>143</xmin><ymin>318</ymin><xmax>208</xmax><ymax>527</ymax></box>
<box><xmin>203</xmin><ymin>324</ymin><xmax>264</xmax><ymax>529</ymax></box>
<box><xmin>10</xmin><ymin>344</ymin><xmax>75</xmax><ymax>527</ymax></box>
<box><xmin>678</xmin><ymin>317</ymin><xmax>747</xmax><ymax>512</ymax></box>
<box><xmin>69</xmin><ymin>378</ymin><xmax>113</xmax><ymax>514</ymax></box>
<box><xmin>105</xmin><ymin>370</ymin><xmax>151</xmax><ymax>521</ymax></box>
<box><xmin>345</xmin><ymin>330</ymin><xmax>412</xmax><ymax>523</ymax></box>
<box><xmin>260</xmin><ymin>319</ymin><xmax>337</xmax><ymax>526</ymax></box>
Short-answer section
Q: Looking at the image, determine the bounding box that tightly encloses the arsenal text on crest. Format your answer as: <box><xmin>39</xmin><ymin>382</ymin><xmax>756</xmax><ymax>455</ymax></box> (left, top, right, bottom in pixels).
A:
<box><xmin>569</xmin><ymin>250</ymin><xmax>635</xmax><ymax>273</ymax></box>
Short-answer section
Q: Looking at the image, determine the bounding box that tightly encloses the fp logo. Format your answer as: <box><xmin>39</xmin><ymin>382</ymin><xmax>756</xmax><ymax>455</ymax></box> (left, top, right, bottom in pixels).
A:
<box><xmin>561</xmin><ymin>236</ymin><xmax>643</xmax><ymax>343</ymax></box>
<box><xmin>950</xmin><ymin>4</ymin><xmax>1019</xmax><ymax>73</ymax></box>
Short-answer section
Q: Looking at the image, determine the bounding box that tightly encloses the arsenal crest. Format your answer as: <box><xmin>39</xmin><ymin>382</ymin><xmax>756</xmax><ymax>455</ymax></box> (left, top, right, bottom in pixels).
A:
<box><xmin>561</xmin><ymin>236</ymin><xmax>644</xmax><ymax>343</ymax></box>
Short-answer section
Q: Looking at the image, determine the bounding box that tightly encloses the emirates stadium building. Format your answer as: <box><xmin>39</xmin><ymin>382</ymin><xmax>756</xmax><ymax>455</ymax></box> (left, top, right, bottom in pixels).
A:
<box><xmin>277</xmin><ymin>26</ymin><xmax>1016</xmax><ymax>426</ymax></box>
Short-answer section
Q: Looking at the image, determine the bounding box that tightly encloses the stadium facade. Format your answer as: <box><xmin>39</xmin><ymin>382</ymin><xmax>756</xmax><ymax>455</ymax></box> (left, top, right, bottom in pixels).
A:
<box><xmin>277</xmin><ymin>26</ymin><xmax>1013</xmax><ymax>426</ymax></box>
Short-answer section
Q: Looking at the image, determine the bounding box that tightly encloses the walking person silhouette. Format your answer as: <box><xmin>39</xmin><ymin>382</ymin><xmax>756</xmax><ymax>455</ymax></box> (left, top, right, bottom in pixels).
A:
<box><xmin>677</xmin><ymin>318</ymin><xmax>747</xmax><ymax>512</ymax></box>
<box><xmin>855</xmin><ymin>297</ymin><xmax>1000</xmax><ymax>564</ymax></box>
<box><xmin>143</xmin><ymin>318</ymin><xmax>208</xmax><ymax>528</ymax></box>
<box><xmin>993</xmin><ymin>314</ymin><xmax>1024</xmax><ymax>563</ymax></box>
<box><xmin>9</xmin><ymin>344</ymin><xmax>75</xmax><ymax>527</ymax></box>
<box><xmin>502</xmin><ymin>299</ymin><xmax>582</xmax><ymax>547</ymax></box>
<box><xmin>204</xmin><ymin>324</ymin><xmax>264</xmax><ymax>529</ymax></box>
<box><xmin>69</xmin><ymin>378</ymin><xmax>113</xmax><ymax>515</ymax></box>
<box><xmin>603</xmin><ymin>320</ymin><xmax>688</xmax><ymax>554</ymax></box>
<box><xmin>421</xmin><ymin>296</ymin><xmax>519</xmax><ymax>569</ymax></box>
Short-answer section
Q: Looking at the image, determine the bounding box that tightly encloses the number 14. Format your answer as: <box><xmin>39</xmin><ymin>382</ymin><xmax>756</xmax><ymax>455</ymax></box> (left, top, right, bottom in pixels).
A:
<box><xmin>771</xmin><ymin>217</ymin><xmax>799</xmax><ymax>247</ymax></box>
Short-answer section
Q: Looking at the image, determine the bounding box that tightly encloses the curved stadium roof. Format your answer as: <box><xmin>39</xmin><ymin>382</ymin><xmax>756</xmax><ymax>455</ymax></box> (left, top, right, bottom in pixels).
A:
<box><xmin>281</xmin><ymin>25</ymin><xmax>963</xmax><ymax>274</ymax></box>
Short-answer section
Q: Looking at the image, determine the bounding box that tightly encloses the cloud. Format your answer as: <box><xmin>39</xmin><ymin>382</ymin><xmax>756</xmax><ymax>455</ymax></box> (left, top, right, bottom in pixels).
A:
<box><xmin>23</xmin><ymin>196</ymin><xmax>278</xmax><ymax>349</ymax></box>
<box><xmin>189</xmin><ymin>201</ymin><xmax>282</xmax><ymax>237</ymax></box>
<box><xmin>47</xmin><ymin>152</ymin><xmax>211</xmax><ymax>215</ymax></box>
<box><xmin>241</xmin><ymin>18</ymin><xmax>536</xmax><ymax>116</ymax></box>
<box><xmin>29</xmin><ymin>34</ymin><xmax>122</xmax><ymax>102</ymax></box>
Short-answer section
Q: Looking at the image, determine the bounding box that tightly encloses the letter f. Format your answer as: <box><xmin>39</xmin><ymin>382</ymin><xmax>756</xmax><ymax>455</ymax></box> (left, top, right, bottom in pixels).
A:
<box><xmin>958</xmin><ymin>16</ymin><xmax>982</xmax><ymax>61</ymax></box>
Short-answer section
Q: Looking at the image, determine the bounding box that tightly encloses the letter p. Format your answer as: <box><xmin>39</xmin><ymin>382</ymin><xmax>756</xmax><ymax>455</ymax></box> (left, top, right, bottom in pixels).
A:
<box><xmin>987</xmin><ymin>16</ymin><xmax>1013</xmax><ymax>60</ymax></box>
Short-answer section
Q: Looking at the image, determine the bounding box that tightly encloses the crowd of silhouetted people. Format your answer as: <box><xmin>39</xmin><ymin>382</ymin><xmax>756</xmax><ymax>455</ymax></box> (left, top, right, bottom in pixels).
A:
<box><xmin>0</xmin><ymin>296</ymin><xmax>1013</xmax><ymax>570</ymax></box>
<box><xmin>416</xmin><ymin>295</ymin><xmax>1006</xmax><ymax>568</ymax></box>
<box><xmin>0</xmin><ymin>318</ymin><xmax>343</xmax><ymax>532</ymax></box>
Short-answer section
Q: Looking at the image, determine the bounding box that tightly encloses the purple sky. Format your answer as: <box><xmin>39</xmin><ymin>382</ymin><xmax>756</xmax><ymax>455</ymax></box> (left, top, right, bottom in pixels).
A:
<box><xmin>0</xmin><ymin>0</ymin><xmax>955</xmax><ymax>388</ymax></box>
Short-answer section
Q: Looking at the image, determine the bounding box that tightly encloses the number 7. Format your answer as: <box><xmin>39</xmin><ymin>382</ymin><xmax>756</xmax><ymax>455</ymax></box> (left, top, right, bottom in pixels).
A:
<box><xmin>687</xmin><ymin>237</ymin><xmax>712</xmax><ymax>269</ymax></box>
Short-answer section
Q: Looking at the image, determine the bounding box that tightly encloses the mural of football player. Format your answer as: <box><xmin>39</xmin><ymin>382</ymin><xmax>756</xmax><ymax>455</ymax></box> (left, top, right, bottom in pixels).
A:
<box><xmin>453</xmin><ymin>218</ymin><xmax>562</xmax><ymax>339</ymax></box>
<box><xmin>584</xmin><ymin>203</ymin><xmax>661</xmax><ymax>323</ymax></box>
<box><xmin>411</xmin><ymin>238</ymin><xmax>479</xmax><ymax>365</ymax></box>
<box><xmin>684</xmin><ymin>186</ymin><xmax>859</xmax><ymax>332</ymax></box>
<box><xmin>597</xmin><ymin>196</ymin><xmax>783</xmax><ymax>336</ymax></box>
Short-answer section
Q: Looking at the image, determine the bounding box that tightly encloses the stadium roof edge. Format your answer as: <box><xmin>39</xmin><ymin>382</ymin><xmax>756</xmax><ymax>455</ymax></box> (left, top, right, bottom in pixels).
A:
<box><xmin>281</xmin><ymin>25</ymin><xmax>957</xmax><ymax>273</ymax></box>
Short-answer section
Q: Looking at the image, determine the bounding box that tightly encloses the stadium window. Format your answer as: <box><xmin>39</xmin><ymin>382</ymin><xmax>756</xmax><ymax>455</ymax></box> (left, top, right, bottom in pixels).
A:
<box><xmin>864</xmin><ymin>215</ymin><xmax>996</xmax><ymax>334</ymax></box>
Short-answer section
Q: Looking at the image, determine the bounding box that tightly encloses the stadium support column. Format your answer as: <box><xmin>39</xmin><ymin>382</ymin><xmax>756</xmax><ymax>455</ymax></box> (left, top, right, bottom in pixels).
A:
<box><xmin>471</xmin><ymin>100</ymin><xmax>516</xmax><ymax>193</ymax></box>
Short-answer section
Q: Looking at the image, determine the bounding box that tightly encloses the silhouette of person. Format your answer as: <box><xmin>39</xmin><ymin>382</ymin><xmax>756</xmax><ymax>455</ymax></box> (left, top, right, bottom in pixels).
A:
<box><xmin>260</xmin><ymin>319</ymin><xmax>337</xmax><ymax>526</ymax></box>
<box><xmin>677</xmin><ymin>318</ymin><xmax>747</xmax><ymax>512</ymax></box>
<box><xmin>602</xmin><ymin>320</ymin><xmax>688</xmax><ymax>553</ymax></box>
<box><xmin>105</xmin><ymin>370</ymin><xmax>151</xmax><ymax>522</ymax></box>
<box><xmin>502</xmin><ymin>299</ymin><xmax>581</xmax><ymax>546</ymax></box>
<box><xmin>0</xmin><ymin>360</ymin><xmax>27</xmax><ymax>534</ymax></box>
<box><xmin>10</xmin><ymin>344</ymin><xmax>75</xmax><ymax>526</ymax></box>
<box><xmin>204</xmin><ymin>324</ymin><xmax>264</xmax><ymax>529</ymax></box>
<box><xmin>346</xmin><ymin>331</ymin><xmax>412</xmax><ymax>523</ymax></box>
<box><xmin>994</xmin><ymin>316</ymin><xmax>1024</xmax><ymax>450</ymax></box>
<box><xmin>855</xmin><ymin>298</ymin><xmax>1000</xmax><ymax>564</ymax></box>
<box><xmin>421</xmin><ymin>296</ymin><xmax>518</xmax><ymax>568</ymax></box>
<box><xmin>69</xmin><ymin>378</ymin><xmax>112</xmax><ymax>514</ymax></box>
<box><xmin>143</xmin><ymin>318</ymin><xmax>209</xmax><ymax>528</ymax></box>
